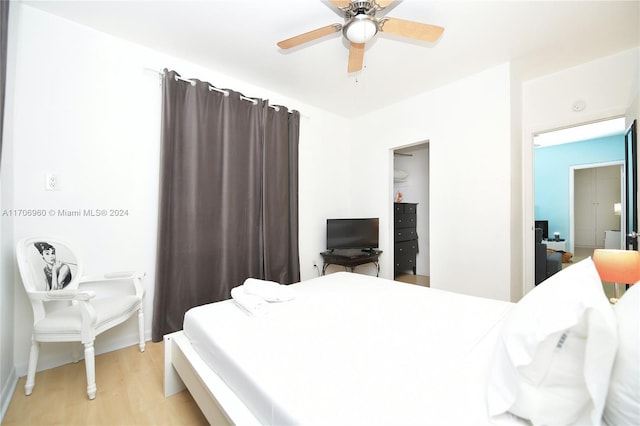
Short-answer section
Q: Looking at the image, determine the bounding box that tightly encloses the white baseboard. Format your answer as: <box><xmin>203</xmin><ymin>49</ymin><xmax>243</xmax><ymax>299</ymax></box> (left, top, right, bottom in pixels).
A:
<box><xmin>0</xmin><ymin>366</ymin><xmax>18</xmax><ymax>424</ymax></box>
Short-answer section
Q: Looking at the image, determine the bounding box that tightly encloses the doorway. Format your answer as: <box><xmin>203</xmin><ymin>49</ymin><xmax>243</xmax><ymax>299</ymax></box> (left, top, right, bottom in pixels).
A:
<box><xmin>533</xmin><ymin>117</ymin><xmax>627</xmax><ymax>286</ymax></box>
<box><xmin>392</xmin><ymin>142</ymin><xmax>430</xmax><ymax>287</ymax></box>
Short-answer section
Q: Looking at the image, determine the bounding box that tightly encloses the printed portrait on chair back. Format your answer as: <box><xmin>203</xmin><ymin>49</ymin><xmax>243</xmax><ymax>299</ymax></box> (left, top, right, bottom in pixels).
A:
<box><xmin>31</xmin><ymin>241</ymin><xmax>78</xmax><ymax>291</ymax></box>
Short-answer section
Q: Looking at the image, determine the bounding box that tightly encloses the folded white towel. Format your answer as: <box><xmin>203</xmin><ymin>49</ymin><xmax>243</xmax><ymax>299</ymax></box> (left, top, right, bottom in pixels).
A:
<box><xmin>231</xmin><ymin>285</ymin><xmax>269</xmax><ymax>316</ymax></box>
<box><xmin>243</xmin><ymin>278</ymin><xmax>295</xmax><ymax>302</ymax></box>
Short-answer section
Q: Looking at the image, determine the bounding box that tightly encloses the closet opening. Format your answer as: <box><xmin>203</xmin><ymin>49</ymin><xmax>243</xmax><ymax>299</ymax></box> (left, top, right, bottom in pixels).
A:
<box><xmin>392</xmin><ymin>142</ymin><xmax>430</xmax><ymax>287</ymax></box>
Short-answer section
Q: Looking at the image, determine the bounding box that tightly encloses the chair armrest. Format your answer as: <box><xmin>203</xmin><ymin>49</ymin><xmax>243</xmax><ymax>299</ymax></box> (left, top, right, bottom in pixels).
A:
<box><xmin>79</xmin><ymin>271</ymin><xmax>146</xmax><ymax>299</ymax></box>
<box><xmin>80</xmin><ymin>271</ymin><xmax>144</xmax><ymax>283</ymax></box>
<box><xmin>28</xmin><ymin>289</ymin><xmax>96</xmax><ymax>301</ymax></box>
<box><xmin>48</xmin><ymin>289</ymin><xmax>96</xmax><ymax>301</ymax></box>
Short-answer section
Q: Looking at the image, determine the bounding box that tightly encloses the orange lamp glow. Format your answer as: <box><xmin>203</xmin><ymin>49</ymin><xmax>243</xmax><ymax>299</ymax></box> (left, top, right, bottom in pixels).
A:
<box><xmin>592</xmin><ymin>249</ymin><xmax>640</xmax><ymax>300</ymax></box>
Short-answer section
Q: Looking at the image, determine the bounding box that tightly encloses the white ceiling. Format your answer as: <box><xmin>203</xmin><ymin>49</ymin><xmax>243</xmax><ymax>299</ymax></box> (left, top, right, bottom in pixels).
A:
<box><xmin>22</xmin><ymin>0</ymin><xmax>640</xmax><ymax>117</ymax></box>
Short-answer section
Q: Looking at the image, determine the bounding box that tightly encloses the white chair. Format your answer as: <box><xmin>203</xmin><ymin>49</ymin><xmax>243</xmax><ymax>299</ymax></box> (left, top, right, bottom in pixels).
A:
<box><xmin>16</xmin><ymin>236</ymin><xmax>146</xmax><ymax>400</ymax></box>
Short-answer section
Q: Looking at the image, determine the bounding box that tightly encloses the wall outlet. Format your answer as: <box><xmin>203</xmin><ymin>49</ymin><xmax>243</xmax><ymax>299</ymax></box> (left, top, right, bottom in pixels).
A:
<box><xmin>45</xmin><ymin>173</ymin><xmax>60</xmax><ymax>191</ymax></box>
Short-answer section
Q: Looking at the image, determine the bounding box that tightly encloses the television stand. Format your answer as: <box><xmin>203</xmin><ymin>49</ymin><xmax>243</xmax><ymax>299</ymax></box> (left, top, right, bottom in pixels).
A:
<box><xmin>320</xmin><ymin>249</ymin><xmax>382</xmax><ymax>277</ymax></box>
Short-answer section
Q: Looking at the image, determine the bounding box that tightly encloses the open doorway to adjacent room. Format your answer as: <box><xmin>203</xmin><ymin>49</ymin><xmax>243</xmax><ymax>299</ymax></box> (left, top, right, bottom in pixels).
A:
<box><xmin>392</xmin><ymin>142</ymin><xmax>430</xmax><ymax>287</ymax></box>
<box><xmin>533</xmin><ymin>116</ymin><xmax>627</xmax><ymax>297</ymax></box>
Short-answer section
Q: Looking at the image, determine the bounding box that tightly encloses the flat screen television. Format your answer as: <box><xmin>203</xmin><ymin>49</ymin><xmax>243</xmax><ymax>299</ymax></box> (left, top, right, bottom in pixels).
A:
<box><xmin>326</xmin><ymin>218</ymin><xmax>379</xmax><ymax>250</ymax></box>
<box><xmin>535</xmin><ymin>220</ymin><xmax>549</xmax><ymax>240</ymax></box>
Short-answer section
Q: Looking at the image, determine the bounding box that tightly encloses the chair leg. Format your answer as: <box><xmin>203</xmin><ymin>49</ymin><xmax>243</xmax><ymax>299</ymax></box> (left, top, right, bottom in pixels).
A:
<box><xmin>25</xmin><ymin>338</ymin><xmax>39</xmax><ymax>396</ymax></box>
<box><xmin>84</xmin><ymin>342</ymin><xmax>97</xmax><ymax>400</ymax></box>
<box><xmin>138</xmin><ymin>307</ymin><xmax>145</xmax><ymax>352</ymax></box>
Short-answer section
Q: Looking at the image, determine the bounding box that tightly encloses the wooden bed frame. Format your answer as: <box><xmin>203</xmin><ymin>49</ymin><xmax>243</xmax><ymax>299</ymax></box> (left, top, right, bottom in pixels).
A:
<box><xmin>163</xmin><ymin>331</ymin><xmax>260</xmax><ymax>425</ymax></box>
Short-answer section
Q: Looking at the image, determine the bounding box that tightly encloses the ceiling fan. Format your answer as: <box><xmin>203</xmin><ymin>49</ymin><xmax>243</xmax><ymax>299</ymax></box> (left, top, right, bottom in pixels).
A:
<box><xmin>277</xmin><ymin>0</ymin><xmax>444</xmax><ymax>73</ymax></box>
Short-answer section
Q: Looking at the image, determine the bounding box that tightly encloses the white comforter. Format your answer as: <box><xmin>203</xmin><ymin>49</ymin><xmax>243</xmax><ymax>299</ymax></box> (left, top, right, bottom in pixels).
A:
<box><xmin>183</xmin><ymin>272</ymin><xmax>514</xmax><ymax>425</ymax></box>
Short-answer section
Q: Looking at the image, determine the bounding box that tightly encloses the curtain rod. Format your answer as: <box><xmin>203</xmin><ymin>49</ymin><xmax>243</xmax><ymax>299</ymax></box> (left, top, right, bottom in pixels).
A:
<box><xmin>145</xmin><ymin>67</ymin><xmax>280</xmax><ymax>111</ymax></box>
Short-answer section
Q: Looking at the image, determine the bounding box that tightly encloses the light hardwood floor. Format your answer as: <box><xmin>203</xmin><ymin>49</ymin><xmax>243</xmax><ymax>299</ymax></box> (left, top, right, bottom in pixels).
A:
<box><xmin>3</xmin><ymin>341</ymin><xmax>207</xmax><ymax>425</ymax></box>
<box><xmin>395</xmin><ymin>273</ymin><xmax>430</xmax><ymax>287</ymax></box>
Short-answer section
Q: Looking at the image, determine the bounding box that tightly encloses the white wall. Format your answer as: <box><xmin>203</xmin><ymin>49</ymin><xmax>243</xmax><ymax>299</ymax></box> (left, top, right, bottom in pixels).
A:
<box><xmin>351</xmin><ymin>64</ymin><xmax>514</xmax><ymax>301</ymax></box>
<box><xmin>0</xmin><ymin>2</ymin><xmax>20</xmax><ymax>418</ymax></box>
<box><xmin>509</xmin><ymin>64</ymin><xmax>524</xmax><ymax>302</ymax></box>
<box><xmin>524</xmin><ymin>49</ymin><xmax>639</xmax><ymax>134</ymax></box>
<box><xmin>523</xmin><ymin>48</ymin><xmax>640</xmax><ymax>293</ymax></box>
<box><xmin>4</xmin><ymin>4</ymin><xmax>352</xmax><ymax>381</ymax></box>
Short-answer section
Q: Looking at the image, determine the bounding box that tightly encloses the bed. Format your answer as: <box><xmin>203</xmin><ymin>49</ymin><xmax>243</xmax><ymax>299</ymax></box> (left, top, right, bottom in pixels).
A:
<box><xmin>164</xmin><ymin>260</ymin><xmax>638</xmax><ymax>426</ymax></box>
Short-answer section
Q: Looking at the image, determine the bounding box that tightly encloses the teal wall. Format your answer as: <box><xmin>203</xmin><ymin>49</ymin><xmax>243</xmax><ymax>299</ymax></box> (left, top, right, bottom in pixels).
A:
<box><xmin>534</xmin><ymin>135</ymin><xmax>624</xmax><ymax>249</ymax></box>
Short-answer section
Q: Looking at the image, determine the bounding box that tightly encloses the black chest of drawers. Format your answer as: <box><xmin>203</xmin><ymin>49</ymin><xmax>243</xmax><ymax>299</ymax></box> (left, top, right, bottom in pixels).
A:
<box><xmin>394</xmin><ymin>203</ymin><xmax>418</xmax><ymax>275</ymax></box>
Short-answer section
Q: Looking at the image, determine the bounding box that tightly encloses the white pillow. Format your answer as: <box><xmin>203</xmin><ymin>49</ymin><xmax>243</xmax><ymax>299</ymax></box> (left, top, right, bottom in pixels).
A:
<box><xmin>603</xmin><ymin>282</ymin><xmax>640</xmax><ymax>425</ymax></box>
<box><xmin>487</xmin><ymin>257</ymin><xmax>618</xmax><ymax>425</ymax></box>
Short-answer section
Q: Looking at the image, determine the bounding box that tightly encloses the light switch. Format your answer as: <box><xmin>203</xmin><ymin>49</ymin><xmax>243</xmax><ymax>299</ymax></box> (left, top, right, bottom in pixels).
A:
<box><xmin>45</xmin><ymin>174</ymin><xmax>60</xmax><ymax>191</ymax></box>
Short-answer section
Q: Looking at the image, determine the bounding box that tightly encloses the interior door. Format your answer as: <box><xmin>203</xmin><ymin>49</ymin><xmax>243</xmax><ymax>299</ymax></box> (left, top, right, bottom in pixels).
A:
<box><xmin>574</xmin><ymin>169</ymin><xmax>596</xmax><ymax>247</ymax></box>
<box><xmin>625</xmin><ymin>120</ymin><xmax>638</xmax><ymax>250</ymax></box>
<box><xmin>574</xmin><ymin>165</ymin><xmax>621</xmax><ymax>248</ymax></box>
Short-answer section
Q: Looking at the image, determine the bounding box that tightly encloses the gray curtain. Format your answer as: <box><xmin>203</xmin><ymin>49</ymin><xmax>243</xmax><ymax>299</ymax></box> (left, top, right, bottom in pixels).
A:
<box><xmin>0</xmin><ymin>0</ymin><xmax>9</xmax><ymax>169</ymax></box>
<box><xmin>264</xmin><ymin>105</ymin><xmax>300</xmax><ymax>282</ymax></box>
<box><xmin>152</xmin><ymin>70</ymin><xmax>300</xmax><ymax>341</ymax></box>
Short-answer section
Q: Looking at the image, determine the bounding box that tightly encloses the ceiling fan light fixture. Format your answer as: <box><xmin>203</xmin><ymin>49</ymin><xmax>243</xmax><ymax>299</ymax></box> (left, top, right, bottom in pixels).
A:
<box><xmin>343</xmin><ymin>15</ymin><xmax>378</xmax><ymax>43</ymax></box>
<box><xmin>277</xmin><ymin>1</ymin><xmax>445</xmax><ymax>73</ymax></box>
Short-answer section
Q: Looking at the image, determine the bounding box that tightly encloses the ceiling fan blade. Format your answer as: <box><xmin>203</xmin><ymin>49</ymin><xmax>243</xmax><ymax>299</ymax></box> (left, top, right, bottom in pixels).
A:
<box><xmin>277</xmin><ymin>24</ymin><xmax>342</xmax><ymax>49</ymax></box>
<box><xmin>328</xmin><ymin>0</ymin><xmax>351</xmax><ymax>8</ymax></box>
<box><xmin>375</xmin><ymin>0</ymin><xmax>397</xmax><ymax>8</ymax></box>
<box><xmin>380</xmin><ymin>17</ymin><xmax>444</xmax><ymax>42</ymax></box>
<box><xmin>347</xmin><ymin>42</ymin><xmax>365</xmax><ymax>73</ymax></box>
